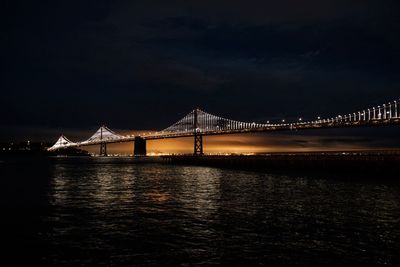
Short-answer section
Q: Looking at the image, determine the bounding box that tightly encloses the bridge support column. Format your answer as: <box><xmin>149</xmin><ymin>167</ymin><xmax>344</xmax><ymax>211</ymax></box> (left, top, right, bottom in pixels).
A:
<box><xmin>100</xmin><ymin>142</ymin><xmax>107</xmax><ymax>156</ymax></box>
<box><xmin>194</xmin><ymin>134</ymin><xmax>203</xmax><ymax>156</ymax></box>
<box><xmin>193</xmin><ymin>108</ymin><xmax>203</xmax><ymax>156</ymax></box>
<box><xmin>134</xmin><ymin>137</ymin><xmax>147</xmax><ymax>156</ymax></box>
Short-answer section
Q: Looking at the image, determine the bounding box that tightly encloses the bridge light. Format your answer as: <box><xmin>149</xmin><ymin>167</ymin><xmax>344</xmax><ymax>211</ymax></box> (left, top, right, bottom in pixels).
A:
<box><xmin>282</xmin><ymin>119</ymin><xmax>285</xmax><ymax>123</ymax></box>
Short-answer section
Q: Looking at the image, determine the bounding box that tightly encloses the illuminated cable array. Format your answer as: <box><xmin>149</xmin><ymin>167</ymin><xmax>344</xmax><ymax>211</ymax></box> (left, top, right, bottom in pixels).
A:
<box><xmin>83</xmin><ymin>126</ymin><xmax>122</xmax><ymax>143</ymax></box>
<box><xmin>310</xmin><ymin>99</ymin><xmax>400</xmax><ymax>125</ymax></box>
<box><xmin>162</xmin><ymin>109</ymin><xmax>270</xmax><ymax>134</ymax></box>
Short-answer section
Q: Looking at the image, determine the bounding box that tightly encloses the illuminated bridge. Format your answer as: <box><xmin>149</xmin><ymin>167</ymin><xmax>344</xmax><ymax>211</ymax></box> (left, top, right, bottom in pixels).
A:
<box><xmin>48</xmin><ymin>99</ymin><xmax>400</xmax><ymax>156</ymax></box>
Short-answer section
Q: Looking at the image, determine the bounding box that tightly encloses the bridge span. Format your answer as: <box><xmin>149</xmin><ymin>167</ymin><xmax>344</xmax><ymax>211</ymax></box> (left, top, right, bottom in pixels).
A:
<box><xmin>48</xmin><ymin>99</ymin><xmax>400</xmax><ymax>156</ymax></box>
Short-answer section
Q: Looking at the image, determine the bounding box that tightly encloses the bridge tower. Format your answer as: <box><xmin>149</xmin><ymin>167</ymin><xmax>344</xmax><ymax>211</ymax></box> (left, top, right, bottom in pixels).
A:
<box><xmin>193</xmin><ymin>108</ymin><xmax>203</xmax><ymax>156</ymax></box>
<box><xmin>134</xmin><ymin>137</ymin><xmax>147</xmax><ymax>156</ymax></box>
<box><xmin>100</xmin><ymin>142</ymin><xmax>107</xmax><ymax>156</ymax></box>
<box><xmin>99</xmin><ymin>125</ymin><xmax>107</xmax><ymax>156</ymax></box>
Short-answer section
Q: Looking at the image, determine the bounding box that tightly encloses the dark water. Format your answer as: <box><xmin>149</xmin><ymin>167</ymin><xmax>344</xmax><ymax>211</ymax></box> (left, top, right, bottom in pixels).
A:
<box><xmin>1</xmin><ymin>157</ymin><xmax>399</xmax><ymax>266</ymax></box>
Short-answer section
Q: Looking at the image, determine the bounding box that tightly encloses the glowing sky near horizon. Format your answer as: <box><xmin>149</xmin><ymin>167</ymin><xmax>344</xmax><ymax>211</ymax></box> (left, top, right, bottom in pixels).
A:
<box><xmin>80</xmin><ymin>130</ymin><xmax>400</xmax><ymax>155</ymax></box>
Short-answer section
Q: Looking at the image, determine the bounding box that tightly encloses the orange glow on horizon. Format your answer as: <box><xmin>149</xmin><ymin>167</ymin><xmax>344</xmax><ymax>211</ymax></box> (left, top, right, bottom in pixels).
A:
<box><xmin>81</xmin><ymin>133</ymin><xmax>388</xmax><ymax>155</ymax></box>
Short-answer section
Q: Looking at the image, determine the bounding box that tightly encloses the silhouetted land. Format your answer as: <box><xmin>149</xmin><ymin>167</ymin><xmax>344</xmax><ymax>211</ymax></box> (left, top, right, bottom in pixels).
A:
<box><xmin>0</xmin><ymin>142</ymin><xmax>89</xmax><ymax>158</ymax></box>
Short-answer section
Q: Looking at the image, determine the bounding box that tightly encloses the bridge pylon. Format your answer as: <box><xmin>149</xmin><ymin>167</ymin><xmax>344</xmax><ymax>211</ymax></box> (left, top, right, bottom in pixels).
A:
<box><xmin>193</xmin><ymin>108</ymin><xmax>204</xmax><ymax>156</ymax></box>
<box><xmin>98</xmin><ymin>125</ymin><xmax>108</xmax><ymax>156</ymax></box>
<box><xmin>134</xmin><ymin>137</ymin><xmax>147</xmax><ymax>156</ymax></box>
<box><xmin>194</xmin><ymin>134</ymin><xmax>203</xmax><ymax>155</ymax></box>
<box><xmin>100</xmin><ymin>142</ymin><xmax>107</xmax><ymax>156</ymax></box>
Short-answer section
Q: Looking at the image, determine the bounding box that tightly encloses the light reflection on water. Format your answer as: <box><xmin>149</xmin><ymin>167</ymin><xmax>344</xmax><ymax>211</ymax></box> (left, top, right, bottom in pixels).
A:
<box><xmin>40</xmin><ymin>158</ymin><xmax>400</xmax><ymax>265</ymax></box>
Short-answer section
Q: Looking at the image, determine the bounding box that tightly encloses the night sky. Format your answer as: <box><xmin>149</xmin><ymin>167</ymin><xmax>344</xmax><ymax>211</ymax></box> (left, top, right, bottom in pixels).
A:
<box><xmin>2</xmin><ymin>1</ymin><xmax>400</xmax><ymax>152</ymax></box>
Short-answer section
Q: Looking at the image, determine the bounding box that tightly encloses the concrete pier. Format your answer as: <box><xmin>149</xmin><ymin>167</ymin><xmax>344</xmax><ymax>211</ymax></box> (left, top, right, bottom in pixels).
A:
<box><xmin>134</xmin><ymin>137</ymin><xmax>146</xmax><ymax>156</ymax></box>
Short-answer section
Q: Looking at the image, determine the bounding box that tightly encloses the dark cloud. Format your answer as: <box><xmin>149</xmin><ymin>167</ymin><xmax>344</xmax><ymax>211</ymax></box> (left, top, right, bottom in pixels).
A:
<box><xmin>109</xmin><ymin>1</ymin><xmax>396</xmax><ymax>26</ymax></box>
<box><xmin>135</xmin><ymin>62</ymin><xmax>226</xmax><ymax>91</ymax></box>
<box><xmin>1</xmin><ymin>0</ymin><xmax>400</xmax><ymax>149</ymax></box>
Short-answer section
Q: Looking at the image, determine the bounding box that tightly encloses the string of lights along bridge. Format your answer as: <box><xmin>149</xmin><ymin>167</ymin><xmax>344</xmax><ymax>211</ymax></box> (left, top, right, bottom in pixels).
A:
<box><xmin>49</xmin><ymin>99</ymin><xmax>400</xmax><ymax>156</ymax></box>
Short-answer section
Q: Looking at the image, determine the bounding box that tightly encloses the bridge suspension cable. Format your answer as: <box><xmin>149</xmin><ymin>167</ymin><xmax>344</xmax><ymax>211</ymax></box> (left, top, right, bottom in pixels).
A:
<box><xmin>48</xmin><ymin>135</ymin><xmax>76</xmax><ymax>151</ymax></box>
<box><xmin>81</xmin><ymin>126</ymin><xmax>123</xmax><ymax>144</ymax></box>
<box><xmin>162</xmin><ymin>108</ymin><xmax>270</xmax><ymax>134</ymax></box>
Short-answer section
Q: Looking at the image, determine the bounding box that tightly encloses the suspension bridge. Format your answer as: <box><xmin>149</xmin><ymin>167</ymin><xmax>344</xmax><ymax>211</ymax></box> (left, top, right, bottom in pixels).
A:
<box><xmin>48</xmin><ymin>99</ymin><xmax>400</xmax><ymax>156</ymax></box>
